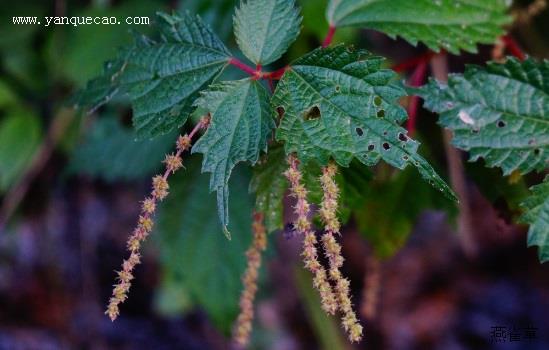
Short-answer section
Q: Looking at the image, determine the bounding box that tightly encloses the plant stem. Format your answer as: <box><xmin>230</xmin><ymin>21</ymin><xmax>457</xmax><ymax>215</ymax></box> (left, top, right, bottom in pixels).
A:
<box><xmin>405</xmin><ymin>60</ymin><xmax>429</xmax><ymax>136</ymax></box>
<box><xmin>229</xmin><ymin>58</ymin><xmax>259</xmax><ymax>77</ymax></box>
<box><xmin>430</xmin><ymin>54</ymin><xmax>478</xmax><ymax>259</ymax></box>
<box><xmin>322</xmin><ymin>25</ymin><xmax>337</xmax><ymax>47</ymax></box>
<box><xmin>0</xmin><ymin>109</ymin><xmax>74</xmax><ymax>231</ymax></box>
<box><xmin>501</xmin><ymin>35</ymin><xmax>526</xmax><ymax>60</ymax></box>
<box><xmin>392</xmin><ymin>51</ymin><xmax>435</xmax><ymax>73</ymax></box>
<box><xmin>229</xmin><ymin>58</ymin><xmax>288</xmax><ymax>81</ymax></box>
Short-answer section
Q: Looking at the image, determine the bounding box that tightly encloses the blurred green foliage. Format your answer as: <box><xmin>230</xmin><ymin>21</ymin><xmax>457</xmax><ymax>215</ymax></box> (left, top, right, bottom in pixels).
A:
<box><xmin>155</xmin><ymin>158</ymin><xmax>254</xmax><ymax>333</ymax></box>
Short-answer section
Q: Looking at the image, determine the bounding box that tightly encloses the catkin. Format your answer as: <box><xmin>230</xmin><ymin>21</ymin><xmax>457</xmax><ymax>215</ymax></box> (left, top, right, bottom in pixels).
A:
<box><xmin>106</xmin><ymin>116</ymin><xmax>209</xmax><ymax>321</ymax></box>
<box><xmin>233</xmin><ymin>212</ymin><xmax>268</xmax><ymax>347</ymax></box>
<box><xmin>284</xmin><ymin>155</ymin><xmax>338</xmax><ymax>315</ymax></box>
<box><xmin>319</xmin><ymin>162</ymin><xmax>363</xmax><ymax>342</ymax></box>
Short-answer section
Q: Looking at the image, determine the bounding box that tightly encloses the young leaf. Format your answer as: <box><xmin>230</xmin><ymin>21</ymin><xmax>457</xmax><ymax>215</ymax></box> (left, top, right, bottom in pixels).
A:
<box><xmin>274</xmin><ymin>45</ymin><xmax>457</xmax><ymax>201</ymax></box>
<box><xmin>192</xmin><ymin>79</ymin><xmax>274</xmax><ymax>233</ymax></box>
<box><xmin>74</xmin><ymin>11</ymin><xmax>231</xmax><ymax>139</ymax></box>
<box><xmin>326</xmin><ymin>0</ymin><xmax>511</xmax><ymax>54</ymax></box>
<box><xmin>249</xmin><ymin>145</ymin><xmax>288</xmax><ymax>233</ymax></box>
<box><xmin>415</xmin><ymin>58</ymin><xmax>549</xmax><ymax>175</ymax></box>
<box><xmin>234</xmin><ymin>0</ymin><xmax>302</xmax><ymax>65</ymax></box>
<box><xmin>155</xmin><ymin>159</ymin><xmax>254</xmax><ymax>332</ymax></box>
<box><xmin>520</xmin><ymin>177</ymin><xmax>549</xmax><ymax>263</ymax></box>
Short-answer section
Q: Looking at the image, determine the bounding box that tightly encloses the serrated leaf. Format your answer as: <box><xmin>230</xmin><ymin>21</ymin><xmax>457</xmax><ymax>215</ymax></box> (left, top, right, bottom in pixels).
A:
<box><xmin>69</xmin><ymin>116</ymin><xmax>176</xmax><ymax>181</ymax></box>
<box><xmin>74</xmin><ymin>11</ymin><xmax>231</xmax><ymax>139</ymax></box>
<box><xmin>326</xmin><ymin>0</ymin><xmax>511</xmax><ymax>54</ymax></box>
<box><xmin>274</xmin><ymin>45</ymin><xmax>457</xmax><ymax>201</ymax></box>
<box><xmin>250</xmin><ymin>145</ymin><xmax>288</xmax><ymax>233</ymax></box>
<box><xmin>520</xmin><ymin>177</ymin><xmax>549</xmax><ymax>263</ymax></box>
<box><xmin>155</xmin><ymin>159</ymin><xmax>253</xmax><ymax>332</ymax></box>
<box><xmin>415</xmin><ymin>58</ymin><xmax>549</xmax><ymax>175</ymax></box>
<box><xmin>192</xmin><ymin>79</ymin><xmax>274</xmax><ymax>232</ymax></box>
<box><xmin>234</xmin><ymin>0</ymin><xmax>302</xmax><ymax>65</ymax></box>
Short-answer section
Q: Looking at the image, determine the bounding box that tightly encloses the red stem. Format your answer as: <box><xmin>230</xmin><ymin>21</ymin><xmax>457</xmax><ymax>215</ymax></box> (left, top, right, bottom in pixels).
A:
<box><xmin>263</xmin><ymin>66</ymin><xmax>288</xmax><ymax>80</ymax></box>
<box><xmin>405</xmin><ymin>61</ymin><xmax>429</xmax><ymax>136</ymax></box>
<box><xmin>502</xmin><ymin>35</ymin><xmax>526</xmax><ymax>61</ymax></box>
<box><xmin>229</xmin><ymin>58</ymin><xmax>259</xmax><ymax>77</ymax></box>
<box><xmin>392</xmin><ymin>51</ymin><xmax>435</xmax><ymax>73</ymax></box>
<box><xmin>229</xmin><ymin>58</ymin><xmax>287</xmax><ymax>81</ymax></box>
<box><xmin>322</xmin><ymin>25</ymin><xmax>336</xmax><ymax>47</ymax></box>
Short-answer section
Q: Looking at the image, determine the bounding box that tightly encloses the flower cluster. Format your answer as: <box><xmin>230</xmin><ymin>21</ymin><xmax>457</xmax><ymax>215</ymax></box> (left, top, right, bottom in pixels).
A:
<box><xmin>106</xmin><ymin>116</ymin><xmax>209</xmax><ymax>321</ymax></box>
<box><xmin>319</xmin><ymin>163</ymin><xmax>363</xmax><ymax>342</ymax></box>
<box><xmin>284</xmin><ymin>155</ymin><xmax>338</xmax><ymax>315</ymax></box>
<box><xmin>233</xmin><ymin>212</ymin><xmax>268</xmax><ymax>347</ymax></box>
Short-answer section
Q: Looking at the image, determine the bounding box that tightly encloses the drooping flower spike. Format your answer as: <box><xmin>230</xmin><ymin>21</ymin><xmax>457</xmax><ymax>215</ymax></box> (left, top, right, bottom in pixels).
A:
<box><xmin>319</xmin><ymin>162</ymin><xmax>363</xmax><ymax>342</ymax></box>
<box><xmin>106</xmin><ymin>116</ymin><xmax>210</xmax><ymax>321</ymax></box>
<box><xmin>284</xmin><ymin>154</ymin><xmax>338</xmax><ymax>315</ymax></box>
<box><xmin>233</xmin><ymin>212</ymin><xmax>268</xmax><ymax>347</ymax></box>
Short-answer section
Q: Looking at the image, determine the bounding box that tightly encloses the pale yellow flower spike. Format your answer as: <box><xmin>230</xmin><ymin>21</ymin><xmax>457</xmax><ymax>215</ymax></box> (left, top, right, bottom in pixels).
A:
<box><xmin>284</xmin><ymin>155</ymin><xmax>338</xmax><ymax>315</ymax></box>
<box><xmin>320</xmin><ymin>162</ymin><xmax>363</xmax><ymax>342</ymax></box>
<box><xmin>233</xmin><ymin>212</ymin><xmax>268</xmax><ymax>347</ymax></box>
<box><xmin>106</xmin><ymin>116</ymin><xmax>210</xmax><ymax>321</ymax></box>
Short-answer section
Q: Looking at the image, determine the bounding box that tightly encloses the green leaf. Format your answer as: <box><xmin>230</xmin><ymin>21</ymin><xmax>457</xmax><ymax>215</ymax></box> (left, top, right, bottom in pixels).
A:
<box><xmin>326</xmin><ymin>0</ymin><xmax>511</xmax><ymax>54</ymax></box>
<box><xmin>250</xmin><ymin>145</ymin><xmax>288</xmax><ymax>233</ymax></box>
<box><xmin>520</xmin><ymin>177</ymin><xmax>549</xmax><ymax>263</ymax></box>
<box><xmin>415</xmin><ymin>58</ymin><xmax>549</xmax><ymax>175</ymax></box>
<box><xmin>351</xmin><ymin>166</ymin><xmax>456</xmax><ymax>259</ymax></box>
<box><xmin>155</xmin><ymin>159</ymin><xmax>253</xmax><ymax>332</ymax></box>
<box><xmin>234</xmin><ymin>0</ymin><xmax>302</xmax><ymax>65</ymax></box>
<box><xmin>192</xmin><ymin>79</ymin><xmax>274</xmax><ymax>232</ymax></box>
<box><xmin>74</xmin><ymin>11</ymin><xmax>231</xmax><ymax>139</ymax></box>
<box><xmin>274</xmin><ymin>45</ymin><xmax>457</xmax><ymax>201</ymax></box>
<box><xmin>69</xmin><ymin>116</ymin><xmax>176</xmax><ymax>181</ymax></box>
<box><xmin>0</xmin><ymin>109</ymin><xmax>42</xmax><ymax>192</ymax></box>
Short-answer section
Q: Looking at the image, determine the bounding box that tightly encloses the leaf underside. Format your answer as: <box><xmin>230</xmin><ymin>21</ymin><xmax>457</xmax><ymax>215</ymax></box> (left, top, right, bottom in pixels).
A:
<box><xmin>274</xmin><ymin>45</ymin><xmax>457</xmax><ymax>202</ymax></box>
<box><xmin>416</xmin><ymin>58</ymin><xmax>549</xmax><ymax>175</ymax></box>
<box><xmin>74</xmin><ymin>11</ymin><xmax>231</xmax><ymax>139</ymax></box>
<box><xmin>192</xmin><ymin>79</ymin><xmax>274</xmax><ymax>232</ymax></box>
<box><xmin>234</xmin><ymin>0</ymin><xmax>302</xmax><ymax>65</ymax></box>
<box><xmin>326</xmin><ymin>0</ymin><xmax>511</xmax><ymax>54</ymax></box>
<box><xmin>520</xmin><ymin>177</ymin><xmax>549</xmax><ymax>263</ymax></box>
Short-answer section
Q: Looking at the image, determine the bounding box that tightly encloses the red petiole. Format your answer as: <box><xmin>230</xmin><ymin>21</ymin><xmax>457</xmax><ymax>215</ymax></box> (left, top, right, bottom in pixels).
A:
<box><xmin>229</xmin><ymin>57</ymin><xmax>288</xmax><ymax>81</ymax></box>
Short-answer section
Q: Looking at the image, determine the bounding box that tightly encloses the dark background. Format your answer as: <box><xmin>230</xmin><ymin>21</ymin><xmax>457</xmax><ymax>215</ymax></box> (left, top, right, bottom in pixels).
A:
<box><xmin>0</xmin><ymin>0</ymin><xmax>548</xmax><ymax>349</ymax></box>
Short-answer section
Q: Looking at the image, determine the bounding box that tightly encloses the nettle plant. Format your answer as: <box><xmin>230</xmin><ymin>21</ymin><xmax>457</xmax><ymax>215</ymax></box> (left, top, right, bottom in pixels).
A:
<box><xmin>74</xmin><ymin>0</ymin><xmax>548</xmax><ymax>346</ymax></box>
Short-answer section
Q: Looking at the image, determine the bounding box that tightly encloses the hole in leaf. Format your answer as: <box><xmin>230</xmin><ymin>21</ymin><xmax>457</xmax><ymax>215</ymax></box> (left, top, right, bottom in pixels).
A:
<box><xmin>383</xmin><ymin>131</ymin><xmax>388</xmax><ymax>136</ymax></box>
<box><xmin>356</xmin><ymin>128</ymin><xmax>364</xmax><ymax>136</ymax></box>
<box><xmin>303</xmin><ymin>106</ymin><xmax>321</xmax><ymax>121</ymax></box>
<box><xmin>377</xmin><ymin>110</ymin><xmax>385</xmax><ymax>118</ymax></box>
<box><xmin>403</xmin><ymin>155</ymin><xmax>409</xmax><ymax>161</ymax></box>
<box><xmin>368</xmin><ymin>144</ymin><xmax>375</xmax><ymax>151</ymax></box>
<box><xmin>335</xmin><ymin>85</ymin><xmax>341</xmax><ymax>93</ymax></box>
<box><xmin>398</xmin><ymin>133</ymin><xmax>407</xmax><ymax>142</ymax></box>
<box><xmin>382</xmin><ymin>142</ymin><xmax>391</xmax><ymax>150</ymax></box>
<box><xmin>497</xmin><ymin>120</ymin><xmax>506</xmax><ymax>128</ymax></box>
<box><xmin>276</xmin><ymin>107</ymin><xmax>285</xmax><ymax>118</ymax></box>
<box><xmin>374</xmin><ymin>96</ymin><xmax>382</xmax><ymax>106</ymax></box>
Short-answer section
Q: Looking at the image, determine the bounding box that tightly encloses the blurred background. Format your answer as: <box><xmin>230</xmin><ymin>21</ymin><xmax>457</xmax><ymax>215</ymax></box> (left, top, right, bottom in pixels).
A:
<box><xmin>0</xmin><ymin>0</ymin><xmax>549</xmax><ymax>349</ymax></box>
